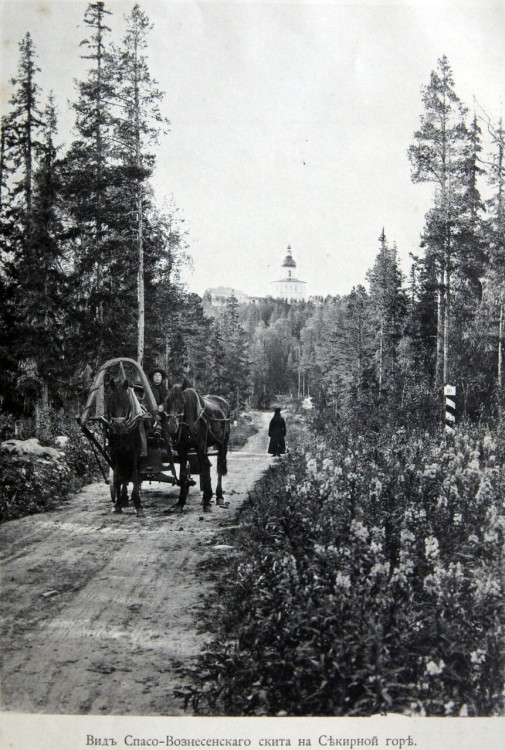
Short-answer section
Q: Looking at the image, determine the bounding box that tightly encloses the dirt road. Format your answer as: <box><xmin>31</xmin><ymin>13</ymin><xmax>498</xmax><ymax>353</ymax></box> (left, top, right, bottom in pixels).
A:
<box><xmin>0</xmin><ymin>411</ymin><xmax>272</xmax><ymax>716</ymax></box>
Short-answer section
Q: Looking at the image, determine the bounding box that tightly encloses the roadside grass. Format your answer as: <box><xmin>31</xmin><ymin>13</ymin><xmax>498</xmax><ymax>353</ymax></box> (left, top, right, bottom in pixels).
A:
<box><xmin>183</xmin><ymin>425</ymin><xmax>505</xmax><ymax>717</ymax></box>
<box><xmin>228</xmin><ymin>413</ymin><xmax>258</xmax><ymax>450</ymax></box>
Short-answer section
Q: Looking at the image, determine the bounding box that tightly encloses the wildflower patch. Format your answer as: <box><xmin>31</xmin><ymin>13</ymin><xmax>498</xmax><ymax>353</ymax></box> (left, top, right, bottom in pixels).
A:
<box><xmin>188</xmin><ymin>426</ymin><xmax>504</xmax><ymax>717</ymax></box>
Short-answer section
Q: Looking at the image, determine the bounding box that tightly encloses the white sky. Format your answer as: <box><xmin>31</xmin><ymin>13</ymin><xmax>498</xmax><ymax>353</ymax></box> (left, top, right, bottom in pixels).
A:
<box><xmin>1</xmin><ymin>0</ymin><xmax>505</xmax><ymax>298</ymax></box>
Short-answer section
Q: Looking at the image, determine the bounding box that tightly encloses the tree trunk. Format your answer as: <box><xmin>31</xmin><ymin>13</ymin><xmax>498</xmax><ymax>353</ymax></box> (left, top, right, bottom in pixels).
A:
<box><xmin>443</xmin><ymin>266</ymin><xmax>450</xmax><ymax>385</ymax></box>
<box><xmin>435</xmin><ymin>267</ymin><xmax>445</xmax><ymax>388</ymax></box>
<box><xmin>378</xmin><ymin>317</ymin><xmax>384</xmax><ymax>396</ymax></box>
<box><xmin>34</xmin><ymin>380</ymin><xmax>49</xmax><ymax>434</ymax></box>
<box><xmin>498</xmin><ymin>301</ymin><xmax>503</xmax><ymax>390</ymax></box>
<box><xmin>137</xmin><ymin>186</ymin><xmax>144</xmax><ymax>367</ymax></box>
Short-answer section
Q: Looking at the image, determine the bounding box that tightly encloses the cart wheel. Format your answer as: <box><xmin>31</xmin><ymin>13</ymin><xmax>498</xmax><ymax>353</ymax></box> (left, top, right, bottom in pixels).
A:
<box><xmin>109</xmin><ymin>468</ymin><xmax>116</xmax><ymax>502</ymax></box>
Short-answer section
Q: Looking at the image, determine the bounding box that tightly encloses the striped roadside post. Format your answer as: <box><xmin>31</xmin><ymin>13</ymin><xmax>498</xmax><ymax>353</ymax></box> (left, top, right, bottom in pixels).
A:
<box><xmin>444</xmin><ymin>384</ymin><xmax>456</xmax><ymax>433</ymax></box>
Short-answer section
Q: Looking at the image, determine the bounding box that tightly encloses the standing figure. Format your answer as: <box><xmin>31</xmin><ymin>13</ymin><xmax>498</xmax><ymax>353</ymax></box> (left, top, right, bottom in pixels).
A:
<box><xmin>268</xmin><ymin>407</ymin><xmax>286</xmax><ymax>457</ymax></box>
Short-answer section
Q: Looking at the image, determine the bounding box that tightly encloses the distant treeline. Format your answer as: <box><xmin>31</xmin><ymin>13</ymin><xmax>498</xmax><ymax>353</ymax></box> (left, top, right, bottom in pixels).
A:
<box><xmin>0</xmin><ymin>0</ymin><xmax>503</xmax><ymax>436</ymax></box>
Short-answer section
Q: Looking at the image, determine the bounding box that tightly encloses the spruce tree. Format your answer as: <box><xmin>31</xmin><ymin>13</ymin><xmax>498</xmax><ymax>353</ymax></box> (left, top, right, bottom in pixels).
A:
<box><xmin>218</xmin><ymin>295</ymin><xmax>251</xmax><ymax>408</ymax></box>
<box><xmin>110</xmin><ymin>3</ymin><xmax>169</xmax><ymax>366</ymax></box>
<box><xmin>62</xmin><ymin>1</ymin><xmax>124</xmax><ymax>366</ymax></box>
<box><xmin>0</xmin><ymin>33</ymin><xmax>44</xmax><ymax>268</ymax></box>
<box><xmin>366</xmin><ymin>229</ymin><xmax>407</xmax><ymax>397</ymax></box>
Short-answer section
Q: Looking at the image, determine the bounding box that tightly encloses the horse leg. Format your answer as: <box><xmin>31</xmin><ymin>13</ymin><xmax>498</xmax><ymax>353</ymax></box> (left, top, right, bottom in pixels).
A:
<box><xmin>171</xmin><ymin>447</ymin><xmax>188</xmax><ymax>512</ymax></box>
<box><xmin>199</xmin><ymin>451</ymin><xmax>213</xmax><ymax>511</ymax></box>
<box><xmin>132</xmin><ymin>482</ymin><xmax>143</xmax><ymax>516</ymax></box>
<box><xmin>120</xmin><ymin>483</ymin><xmax>129</xmax><ymax>507</ymax></box>
<box><xmin>112</xmin><ymin>473</ymin><xmax>123</xmax><ymax>513</ymax></box>
<box><xmin>215</xmin><ymin>441</ymin><xmax>228</xmax><ymax>506</ymax></box>
<box><xmin>131</xmin><ymin>459</ymin><xmax>143</xmax><ymax>517</ymax></box>
<box><xmin>131</xmin><ymin>451</ymin><xmax>144</xmax><ymax>516</ymax></box>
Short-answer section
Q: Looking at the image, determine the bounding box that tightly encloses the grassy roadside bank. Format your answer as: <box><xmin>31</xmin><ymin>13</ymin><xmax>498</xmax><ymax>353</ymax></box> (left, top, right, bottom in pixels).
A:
<box><xmin>183</xmin><ymin>424</ymin><xmax>504</xmax><ymax>717</ymax></box>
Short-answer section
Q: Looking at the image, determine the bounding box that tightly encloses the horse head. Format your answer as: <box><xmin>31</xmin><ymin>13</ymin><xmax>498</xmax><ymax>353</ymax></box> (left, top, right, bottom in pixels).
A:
<box><xmin>106</xmin><ymin>376</ymin><xmax>137</xmax><ymax>436</ymax></box>
<box><xmin>165</xmin><ymin>383</ymin><xmax>186</xmax><ymax>435</ymax></box>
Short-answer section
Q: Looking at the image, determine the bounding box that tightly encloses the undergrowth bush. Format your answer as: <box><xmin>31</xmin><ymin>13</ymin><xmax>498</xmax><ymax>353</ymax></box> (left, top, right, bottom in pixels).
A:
<box><xmin>0</xmin><ymin>408</ymin><xmax>99</xmax><ymax>523</ymax></box>
<box><xmin>38</xmin><ymin>410</ymin><xmax>99</xmax><ymax>482</ymax></box>
<box><xmin>187</xmin><ymin>426</ymin><xmax>504</xmax><ymax>717</ymax></box>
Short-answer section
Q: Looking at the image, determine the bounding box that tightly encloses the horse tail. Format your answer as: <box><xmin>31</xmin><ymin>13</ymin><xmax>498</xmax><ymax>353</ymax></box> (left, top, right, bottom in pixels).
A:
<box><xmin>217</xmin><ymin>448</ymin><xmax>228</xmax><ymax>476</ymax></box>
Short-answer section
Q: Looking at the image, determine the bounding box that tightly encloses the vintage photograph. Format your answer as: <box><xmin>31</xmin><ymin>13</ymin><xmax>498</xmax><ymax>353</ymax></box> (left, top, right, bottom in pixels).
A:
<box><xmin>0</xmin><ymin>0</ymin><xmax>504</xmax><ymax>746</ymax></box>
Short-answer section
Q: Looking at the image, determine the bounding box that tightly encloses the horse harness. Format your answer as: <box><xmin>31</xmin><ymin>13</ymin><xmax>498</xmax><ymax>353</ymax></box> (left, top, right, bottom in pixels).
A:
<box><xmin>173</xmin><ymin>397</ymin><xmax>230</xmax><ymax>449</ymax></box>
<box><xmin>107</xmin><ymin>389</ymin><xmax>146</xmax><ymax>436</ymax></box>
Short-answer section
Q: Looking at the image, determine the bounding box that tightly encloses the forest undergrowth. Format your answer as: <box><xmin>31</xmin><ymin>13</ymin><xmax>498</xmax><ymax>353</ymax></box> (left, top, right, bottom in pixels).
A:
<box><xmin>0</xmin><ymin>410</ymin><xmax>99</xmax><ymax>523</ymax></box>
<box><xmin>184</xmin><ymin>419</ymin><xmax>505</xmax><ymax>717</ymax></box>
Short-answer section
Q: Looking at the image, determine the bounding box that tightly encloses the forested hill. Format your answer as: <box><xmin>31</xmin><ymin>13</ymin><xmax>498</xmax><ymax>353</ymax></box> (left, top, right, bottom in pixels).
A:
<box><xmin>0</xmin><ymin>1</ymin><xmax>504</xmax><ymax>437</ymax></box>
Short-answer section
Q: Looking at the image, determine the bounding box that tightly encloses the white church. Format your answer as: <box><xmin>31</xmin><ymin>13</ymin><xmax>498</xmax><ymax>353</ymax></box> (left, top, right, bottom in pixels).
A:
<box><xmin>270</xmin><ymin>246</ymin><xmax>307</xmax><ymax>301</ymax></box>
<box><xmin>205</xmin><ymin>245</ymin><xmax>307</xmax><ymax>306</ymax></box>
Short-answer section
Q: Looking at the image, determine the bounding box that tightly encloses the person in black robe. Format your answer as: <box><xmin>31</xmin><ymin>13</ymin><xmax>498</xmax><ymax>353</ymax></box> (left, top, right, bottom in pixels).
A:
<box><xmin>268</xmin><ymin>407</ymin><xmax>286</xmax><ymax>456</ymax></box>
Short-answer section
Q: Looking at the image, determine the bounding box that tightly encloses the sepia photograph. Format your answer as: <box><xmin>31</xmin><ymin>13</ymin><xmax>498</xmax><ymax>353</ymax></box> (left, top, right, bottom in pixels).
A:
<box><xmin>0</xmin><ymin>0</ymin><xmax>504</xmax><ymax>748</ymax></box>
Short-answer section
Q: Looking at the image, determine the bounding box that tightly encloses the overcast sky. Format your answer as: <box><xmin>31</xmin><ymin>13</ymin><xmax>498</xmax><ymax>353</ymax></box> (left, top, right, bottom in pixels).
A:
<box><xmin>2</xmin><ymin>0</ymin><xmax>505</xmax><ymax>298</ymax></box>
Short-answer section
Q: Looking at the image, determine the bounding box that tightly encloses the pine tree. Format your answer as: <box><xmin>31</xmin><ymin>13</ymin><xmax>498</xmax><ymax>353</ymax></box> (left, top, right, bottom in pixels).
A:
<box><xmin>480</xmin><ymin>115</ymin><xmax>505</xmax><ymax>399</ymax></box>
<box><xmin>408</xmin><ymin>56</ymin><xmax>471</xmax><ymax>387</ymax></box>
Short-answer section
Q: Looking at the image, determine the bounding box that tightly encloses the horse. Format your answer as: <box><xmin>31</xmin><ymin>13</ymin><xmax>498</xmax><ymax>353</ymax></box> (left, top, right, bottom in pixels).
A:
<box><xmin>105</xmin><ymin>376</ymin><xmax>145</xmax><ymax>516</ymax></box>
<box><xmin>165</xmin><ymin>383</ymin><xmax>231</xmax><ymax>512</ymax></box>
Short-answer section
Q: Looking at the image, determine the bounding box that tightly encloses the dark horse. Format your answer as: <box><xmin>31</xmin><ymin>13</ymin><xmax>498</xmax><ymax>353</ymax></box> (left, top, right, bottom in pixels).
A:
<box><xmin>165</xmin><ymin>383</ymin><xmax>231</xmax><ymax>512</ymax></box>
<box><xmin>105</xmin><ymin>376</ymin><xmax>145</xmax><ymax>516</ymax></box>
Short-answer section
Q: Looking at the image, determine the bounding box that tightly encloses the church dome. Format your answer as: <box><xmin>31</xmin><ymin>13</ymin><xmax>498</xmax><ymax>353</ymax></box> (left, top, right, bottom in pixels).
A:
<box><xmin>282</xmin><ymin>246</ymin><xmax>296</xmax><ymax>268</ymax></box>
<box><xmin>271</xmin><ymin>244</ymin><xmax>306</xmax><ymax>301</ymax></box>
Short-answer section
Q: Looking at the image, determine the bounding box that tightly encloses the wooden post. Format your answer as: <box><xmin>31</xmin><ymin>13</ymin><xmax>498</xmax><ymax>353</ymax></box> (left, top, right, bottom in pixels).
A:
<box><xmin>444</xmin><ymin>384</ymin><xmax>456</xmax><ymax>433</ymax></box>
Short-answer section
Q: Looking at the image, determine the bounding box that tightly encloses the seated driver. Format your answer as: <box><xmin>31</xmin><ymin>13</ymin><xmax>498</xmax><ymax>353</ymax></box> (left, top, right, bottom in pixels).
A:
<box><xmin>144</xmin><ymin>366</ymin><xmax>170</xmax><ymax>443</ymax></box>
<box><xmin>148</xmin><ymin>366</ymin><xmax>168</xmax><ymax>411</ymax></box>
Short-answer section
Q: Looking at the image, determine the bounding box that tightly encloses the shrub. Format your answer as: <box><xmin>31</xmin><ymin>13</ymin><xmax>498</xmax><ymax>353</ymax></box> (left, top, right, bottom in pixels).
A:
<box><xmin>0</xmin><ymin>408</ymin><xmax>100</xmax><ymax>523</ymax></box>
<box><xmin>187</xmin><ymin>425</ymin><xmax>504</xmax><ymax>717</ymax></box>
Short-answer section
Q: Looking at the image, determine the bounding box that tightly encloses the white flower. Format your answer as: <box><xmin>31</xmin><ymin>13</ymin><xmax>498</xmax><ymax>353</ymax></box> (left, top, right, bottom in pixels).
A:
<box><xmin>306</xmin><ymin>458</ymin><xmax>317</xmax><ymax>474</ymax></box>
<box><xmin>473</xmin><ymin>574</ymin><xmax>501</xmax><ymax>603</ymax></box>
<box><xmin>350</xmin><ymin>519</ymin><xmax>369</xmax><ymax>542</ymax></box>
<box><xmin>425</xmin><ymin>659</ymin><xmax>445</xmax><ymax>676</ymax></box>
<box><xmin>408</xmin><ymin>702</ymin><xmax>426</xmax><ymax>717</ymax></box>
<box><xmin>484</xmin><ymin>529</ymin><xmax>499</xmax><ymax>544</ymax></box>
<box><xmin>424</xmin><ymin>535</ymin><xmax>440</xmax><ymax>560</ymax></box>
<box><xmin>369</xmin><ymin>562</ymin><xmax>389</xmax><ymax>579</ymax></box>
<box><xmin>335</xmin><ymin>572</ymin><xmax>351</xmax><ymax>591</ymax></box>
<box><xmin>444</xmin><ymin>701</ymin><xmax>455</xmax><ymax>715</ymax></box>
<box><xmin>470</xmin><ymin>649</ymin><xmax>486</xmax><ymax>665</ymax></box>
<box><xmin>401</xmin><ymin>528</ymin><xmax>416</xmax><ymax>544</ymax></box>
